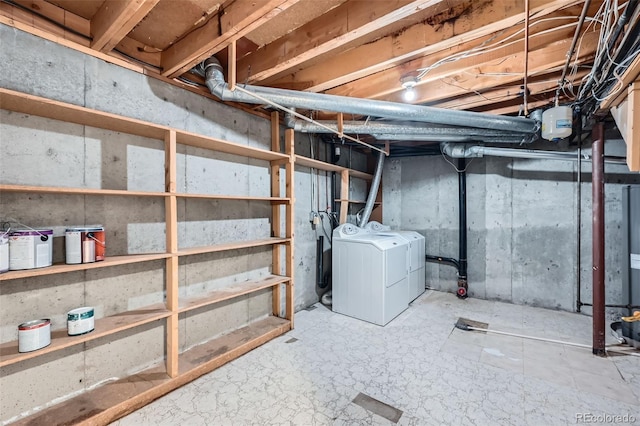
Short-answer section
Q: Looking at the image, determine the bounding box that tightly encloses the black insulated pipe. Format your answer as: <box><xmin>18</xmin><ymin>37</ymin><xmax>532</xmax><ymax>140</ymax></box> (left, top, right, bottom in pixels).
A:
<box><xmin>425</xmin><ymin>255</ymin><xmax>460</xmax><ymax>270</ymax></box>
<box><xmin>424</xmin><ymin>157</ymin><xmax>469</xmax><ymax>298</ymax></box>
<box><xmin>317</xmin><ymin>236</ymin><xmax>328</xmax><ymax>289</ymax></box>
<box><xmin>457</xmin><ymin>158</ymin><xmax>469</xmax><ymax>299</ymax></box>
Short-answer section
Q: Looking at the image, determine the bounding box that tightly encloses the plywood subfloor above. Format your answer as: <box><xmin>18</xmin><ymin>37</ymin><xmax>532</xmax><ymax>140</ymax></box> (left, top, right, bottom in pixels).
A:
<box><xmin>47</xmin><ymin>0</ymin><xmax>104</xmax><ymax>20</ymax></box>
<box><xmin>127</xmin><ymin>0</ymin><xmax>223</xmax><ymax>51</ymax></box>
<box><xmin>244</xmin><ymin>0</ymin><xmax>348</xmax><ymax>46</ymax></box>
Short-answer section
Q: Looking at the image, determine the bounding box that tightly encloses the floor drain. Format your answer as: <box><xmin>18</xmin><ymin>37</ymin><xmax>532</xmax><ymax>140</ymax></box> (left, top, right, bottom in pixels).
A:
<box><xmin>285</xmin><ymin>338</ymin><xmax>298</xmax><ymax>344</ymax></box>
<box><xmin>352</xmin><ymin>392</ymin><xmax>403</xmax><ymax>423</ymax></box>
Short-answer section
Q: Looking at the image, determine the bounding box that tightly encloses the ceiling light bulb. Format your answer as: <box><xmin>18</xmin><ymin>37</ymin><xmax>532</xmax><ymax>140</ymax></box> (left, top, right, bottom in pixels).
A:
<box><xmin>403</xmin><ymin>87</ymin><xmax>416</xmax><ymax>101</ymax></box>
<box><xmin>400</xmin><ymin>73</ymin><xmax>419</xmax><ymax>102</ymax></box>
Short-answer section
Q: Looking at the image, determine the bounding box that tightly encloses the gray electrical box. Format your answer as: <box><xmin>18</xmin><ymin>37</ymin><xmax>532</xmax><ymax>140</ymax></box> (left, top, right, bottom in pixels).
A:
<box><xmin>622</xmin><ymin>185</ymin><xmax>640</xmax><ymax>313</ymax></box>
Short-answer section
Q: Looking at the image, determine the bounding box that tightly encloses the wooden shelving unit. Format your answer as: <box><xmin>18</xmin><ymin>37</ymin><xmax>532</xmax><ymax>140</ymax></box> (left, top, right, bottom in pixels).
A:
<box><xmin>176</xmin><ymin>238</ymin><xmax>290</xmax><ymax>257</ymax></box>
<box><xmin>0</xmin><ymin>88</ymin><xmax>295</xmax><ymax>425</ymax></box>
<box><xmin>178</xmin><ymin>275</ymin><xmax>290</xmax><ymax>313</ymax></box>
<box><xmin>0</xmin><ymin>253</ymin><xmax>172</xmax><ymax>281</ymax></box>
<box><xmin>9</xmin><ymin>316</ymin><xmax>291</xmax><ymax>426</ymax></box>
<box><xmin>0</xmin><ymin>184</ymin><xmax>291</xmax><ymax>203</ymax></box>
<box><xmin>0</xmin><ymin>304</ymin><xmax>170</xmax><ymax>367</ymax></box>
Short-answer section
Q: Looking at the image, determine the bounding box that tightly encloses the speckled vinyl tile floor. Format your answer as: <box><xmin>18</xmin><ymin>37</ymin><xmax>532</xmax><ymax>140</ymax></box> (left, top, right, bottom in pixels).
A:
<box><xmin>112</xmin><ymin>291</ymin><xmax>640</xmax><ymax>426</ymax></box>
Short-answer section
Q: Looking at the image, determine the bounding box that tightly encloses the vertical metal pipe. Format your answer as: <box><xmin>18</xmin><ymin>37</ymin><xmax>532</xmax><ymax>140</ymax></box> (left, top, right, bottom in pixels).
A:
<box><xmin>576</xmin><ymin>107</ymin><xmax>583</xmax><ymax>313</ymax></box>
<box><xmin>457</xmin><ymin>158</ymin><xmax>468</xmax><ymax>298</ymax></box>
<box><xmin>523</xmin><ymin>0</ymin><xmax>530</xmax><ymax>115</ymax></box>
<box><xmin>592</xmin><ymin>122</ymin><xmax>606</xmax><ymax>356</ymax></box>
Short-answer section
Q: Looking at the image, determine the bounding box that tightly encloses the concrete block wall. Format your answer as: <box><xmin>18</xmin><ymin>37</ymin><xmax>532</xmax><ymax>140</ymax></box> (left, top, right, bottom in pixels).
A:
<box><xmin>383</xmin><ymin>142</ymin><xmax>640</xmax><ymax>314</ymax></box>
<box><xmin>0</xmin><ymin>24</ymin><xmax>370</xmax><ymax>422</ymax></box>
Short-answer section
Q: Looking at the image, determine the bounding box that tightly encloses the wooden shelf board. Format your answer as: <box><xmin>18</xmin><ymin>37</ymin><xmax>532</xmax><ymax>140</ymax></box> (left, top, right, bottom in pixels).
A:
<box><xmin>0</xmin><ymin>89</ymin><xmax>290</xmax><ymax>163</ymax></box>
<box><xmin>0</xmin><ymin>253</ymin><xmax>171</xmax><ymax>281</ymax></box>
<box><xmin>176</xmin><ymin>131</ymin><xmax>289</xmax><ymax>161</ymax></box>
<box><xmin>174</xmin><ymin>193</ymin><xmax>290</xmax><ymax>204</ymax></box>
<box><xmin>0</xmin><ymin>88</ymin><xmax>168</xmax><ymax>140</ymax></box>
<box><xmin>336</xmin><ymin>199</ymin><xmax>381</xmax><ymax>205</ymax></box>
<box><xmin>0</xmin><ymin>184</ymin><xmax>167</xmax><ymax>197</ymax></box>
<box><xmin>178</xmin><ymin>238</ymin><xmax>290</xmax><ymax>256</ymax></box>
<box><xmin>295</xmin><ymin>155</ymin><xmax>373</xmax><ymax>180</ymax></box>
<box><xmin>177</xmin><ymin>317</ymin><xmax>290</xmax><ymax>376</ymax></box>
<box><xmin>11</xmin><ymin>316</ymin><xmax>291</xmax><ymax>426</ymax></box>
<box><xmin>349</xmin><ymin>169</ymin><xmax>374</xmax><ymax>181</ymax></box>
<box><xmin>179</xmin><ymin>275</ymin><xmax>290</xmax><ymax>313</ymax></box>
<box><xmin>0</xmin><ymin>304</ymin><xmax>170</xmax><ymax>367</ymax></box>
<box><xmin>294</xmin><ymin>155</ymin><xmax>345</xmax><ymax>173</ymax></box>
<box><xmin>0</xmin><ymin>185</ymin><xmax>290</xmax><ymax>204</ymax></box>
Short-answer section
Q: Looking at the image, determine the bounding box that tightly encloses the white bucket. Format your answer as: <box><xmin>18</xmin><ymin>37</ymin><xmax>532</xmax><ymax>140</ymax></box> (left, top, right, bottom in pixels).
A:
<box><xmin>0</xmin><ymin>233</ymin><xmax>8</xmax><ymax>273</ymax></box>
<box><xmin>67</xmin><ymin>306</ymin><xmax>95</xmax><ymax>336</ymax></box>
<box><xmin>18</xmin><ymin>319</ymin><xmax>51</xmax><ymax>352</ymax></box>
<box><xmin>65</xmin><ymin>226</ymin><xmax>105</xmax><ymax>264</ymax></box>
<box><xmin>9</xmin><ymin>229</ymin><xmax>53</xmax><ymax>270</ymax></box>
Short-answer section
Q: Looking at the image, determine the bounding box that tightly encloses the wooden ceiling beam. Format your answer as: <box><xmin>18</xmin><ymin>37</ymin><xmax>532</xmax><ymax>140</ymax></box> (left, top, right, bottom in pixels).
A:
<box><xmin>327</xmin><ymin>20</ymin><xmax>579</xmax><ymax>99</ymax></box>
<box><xmin>91</xmin><ymin>0</ymin><xmax>160</xmax><ymax>53</ymax></box>
<box><xmin>161</xmin><ymin>0</ymin><xmax>300</xmax><ymax>79</ymax></box>
<box><xmin>269</xmin><ymin>0</ymin><xmax>584</xmax><ymax>93</ymax></box>
<box><xmin>236</xmin><ymin>0</ymin><xmax>445</xmax><ymax>85</ymax></box>
<box><xmin>379</xmin><ymin>30</ymin><xmax>599</xmax><ymax>104</ymax></box>
<box><xmin>3</xmin><ymin>0</ymin><xmax>89</xmax><ymax>46</ymax></box>
<box><xmin>7</xmin><ymin>0</ymin><xmax>160</xmax><ymax>68</ymax></box>
<box><xmin>11</xmin><ymin>0</ymin><xmax>89</xmax><ymax>36</ymax></box>
<box><xmin>473</xmin><ymin>96</ymin><xmax>553</xmax><ymax>115</ymax></box>
<box><xmin>436</xmin><ymin>69</ymin><xmax>589</xmax><ymax>112</ymax></box>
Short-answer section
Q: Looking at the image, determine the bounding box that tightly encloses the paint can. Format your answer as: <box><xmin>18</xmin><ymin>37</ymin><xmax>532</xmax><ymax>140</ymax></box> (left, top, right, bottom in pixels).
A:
<box><xmin>9</xmin><ymin>229</ymin><xmax>53</xmax><ymax>270</ymax></box>
<box><xmin>67</xmin><ymin>307</ymin><xmax>95</xmax><ymax>336</ymax></box>
<box><xmin>18</xmin><ymin>319</ymin><xmax>51</xmax><ymax>352</ymax></box>
<box><xmin>65</xmin><ymin>226</ymin><xmax>105</xmax><ymax>264</ymax></box>
<box><xmin>0</xmin><ymin>233</ymin><xmax>8</xmax><ymax>273</ymax></box>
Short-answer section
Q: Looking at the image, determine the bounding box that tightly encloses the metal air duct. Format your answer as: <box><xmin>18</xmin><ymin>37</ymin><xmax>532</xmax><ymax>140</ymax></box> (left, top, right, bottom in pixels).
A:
<box><xmin>202</xmin><ymin>58</ymin><xmax>539</xmax><ymax>135</ymax></box>
<box><xmin>440</xmin><ymin>143</ymin><xmax>627</xmax><ymax>164</ymax></box>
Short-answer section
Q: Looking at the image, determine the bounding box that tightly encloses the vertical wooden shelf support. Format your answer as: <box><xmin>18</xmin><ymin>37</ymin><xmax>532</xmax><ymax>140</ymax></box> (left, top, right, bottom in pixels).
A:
<box><xmin>339</xmin><ymin>169</ymin><xmax>349</xmax><ymax>224</ymax></box>
<box><xmin>285</xmin><ymin>129</ymin><xmax>295</xmax><ymax>326</ymax></box>
<box><xmin>270</xmin><ymin>111</ymin><xmax>282</xmax><ymax>317</ymax></box>
<box><xmin>164</xmin><ymin>130</ymin><xmax>179</xmax><ymax>378</ymax></box>
<box><xmin>228</xmin><ymin>40</ymin><xmax>237</xmax><ymax>92</ymax></box>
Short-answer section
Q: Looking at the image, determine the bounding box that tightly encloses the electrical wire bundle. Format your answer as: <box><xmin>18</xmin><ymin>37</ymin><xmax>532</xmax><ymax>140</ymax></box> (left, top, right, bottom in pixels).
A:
<box><xmin>575</xmin><ymin>0</ymin><xmax>640</xmax><ymax>113</ymax></box>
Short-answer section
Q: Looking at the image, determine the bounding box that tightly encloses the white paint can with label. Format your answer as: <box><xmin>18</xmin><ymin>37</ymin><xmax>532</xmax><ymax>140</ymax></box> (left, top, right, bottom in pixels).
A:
<box><xmin>9</xmin><ymin>229</ymin><xmax>53</xmax><ymax>270</ymax></box>
<box><xmin>65</xmin><ymin>227</ymin><xmax>105</xmax><ymax>264</ymax></box>
<box><xmin>18</xmin><ymin>319</ymin><xmax>51</xmax><ymax>352</ymax></box>
<box><xmin>67</xmin><ymin>307</ymin><xmax>95</xmax><ymax>336</ymax></box>
<box><xmin>0</xmin><ymin>233</ymin><xmax>8</xmax><ymax>273</ymax></box>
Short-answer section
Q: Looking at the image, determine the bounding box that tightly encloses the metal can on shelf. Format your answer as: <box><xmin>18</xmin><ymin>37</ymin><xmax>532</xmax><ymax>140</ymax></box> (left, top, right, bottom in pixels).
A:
<box><xmin>9</xmin><ymin>229</ymin><xmax>53</xmax><ymax>270</ymax></box>
<box><xmin>0</xmin><ymin>233</ymin><xmax>8</xmax><ymax>273</ymax></box>
<box><xmin>18</xmin><ymin>319</ymin><xmax>51</xmax><ymax>352</ymax></box>
<box><xmin>67</xmin><ymin>307</ymin><xmax>95</xmax><ymax>336</ymax></box>
<box><xmin>65</xmin><ymin>226</ymin><xmax>105</xmax><ymax>264</ymax></box>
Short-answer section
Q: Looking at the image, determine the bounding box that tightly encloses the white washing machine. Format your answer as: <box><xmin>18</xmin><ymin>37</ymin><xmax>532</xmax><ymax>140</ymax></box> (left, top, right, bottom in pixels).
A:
<box><xmin>332</xmin><ymin>224</ymin><xmax>409</xmax><ymax>326</ymax></box>
<box><xmin>364</xmin><ymin>222</ymin><xmax>426</xmax><ymax>302</ymax></box>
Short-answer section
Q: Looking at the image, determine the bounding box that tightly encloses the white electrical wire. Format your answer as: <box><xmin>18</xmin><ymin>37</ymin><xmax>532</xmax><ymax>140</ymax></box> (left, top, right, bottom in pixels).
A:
<box><xmin>416</xmin><ymin>17</ymin><xmax>600</xmax><ymax>83</ymax></box>
<box><xmin>441</xmin><ymin>151</ymin><xmax>473</xmax><ymax>172</ymax></box>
